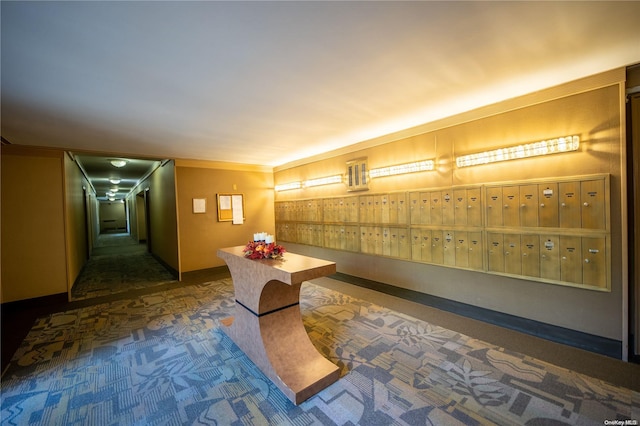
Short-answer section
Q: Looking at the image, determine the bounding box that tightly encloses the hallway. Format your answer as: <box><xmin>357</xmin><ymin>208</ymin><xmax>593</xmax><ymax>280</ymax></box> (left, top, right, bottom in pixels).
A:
<box><xmin>70</xmin><ymin>232</ymin><xmax>177</xmax><ymax>301</ymax></box>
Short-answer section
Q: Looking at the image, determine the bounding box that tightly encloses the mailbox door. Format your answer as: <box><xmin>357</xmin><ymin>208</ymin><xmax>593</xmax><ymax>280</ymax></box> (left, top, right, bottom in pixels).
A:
<box><xmin>430</xmin><ymin>191</ymin><xmax>442</xmax><ymax>225</ymax></box>
<box><xmin>467</xmin><ymin>187</ymin><xmax>483</xmax><ymax>227</ymax></box>
<box><xmin>540</xmin><ymin>236</ymin><xmax>561</xmax><ymax>281</ymax></box>
<box><xmin>388</xmin><ymin>193</ymin><xmax>398</xmax><ymax>224</ymax></box>
<box><xmin>398</xmin><ymin>228</ymin><xmax>410</xmax><ymax>259</ymax></box>
<box><xmin>486</xmin><ymin>187</ymin><xmax>503</xmax><ymax>227</ymax></box>
<box><xmin>411</xmin><ymin>228</ymin><xmax>422</xmax><ymax>261</ymax></box>
<box><xmin>391</xmin><ymin>228</ymin><xmax>400</xmax><ymax>257</ymax></box>
<box><xmin>581</xmin><ymin>179</ymin><xmax>606</xmax><ymax>230</ymax></box>
<box><xmin>380</xmin><ymin>194</ymin><xmax>390</xmax><ymax>224</ymax></box>
<box><xmin>442</xmin><ymin>192</ymin><xmax>455</xmax><ymax>226</ymax></box>
<box><xmin>560</xmin><ymin>236</ymin><xmax>582</xmax><ymax>284</ymax></box>
<box><xmin>487</xmin><ymin>233</ymin><xmax>505</xmax><ymax>272</ymax></box>
<box><xmin>419</xmin><ymin>192</ymin><xmax>431</xmax><ymax>225</ymax></box>
<box><xmin>519</xmin><ymin>184</ymin><xmax>539</xmax><ymax>227</ymax></box>
<box><xmin>454</xmin><ymin>231</ymin><xmax>469</xmax><ymax>268</ymax></box>
<box><xmin>559</xmin><ymin>181</ymin><xmax>581</xmax><ymax>228</ymax></box>
<box><xmin>454</xmin><ymin>189</ymin><xmax>468</xmax><ymax>225</ymax></box>
<box><xmin>503</xmin><ymin>233</ymin><xmax>522</xmax><ymax>275</ymax></box>
<box><xmin>468</xmin><ymin>232</ymin><xmax>483</xmax><ymax>270</ymax></box>
<box><xmin>502</xmin><ymin>186</ymin><xmax>520</xmax><ymax>227</ymax></box>
<box><xmin>431</xmin><ymin>230</ymin><xmax>444</xmax><ymax>264</ymax></box>
<box><xmin>582</xmin><ymin>237</ymin><xmax>607</xmax><ymax>288</ymax></box>
<box><xmin>538</xmin><ymin>183</ymin><xmax>559</xmax><ymax>227</ymax></box>
<box><xmin>397</xmin><ymin>194</ymin><xmax>408</xmax><ymax>225</ymax></box>
<box><xmin>443</xmin><ymin>231</ymin><xmax>456</xmax><ymax>266</ymax></box>
<box><xmin>421</xmin><ymin>229</ymin><xmax>432</xmax><ymax>263</ymax></box>
<box><xmin>521</xmin><ymin>234</ymin><xmax>540</xmax><ymax>277</ymax></box>
<box><xmin>383</xmin><ymin>227</ymin><xmax>392</xmax><ymax>257</ymax></box>
<box><xmin>409</xmin><ymin>192</ymin><xmax>420</xmax><ymax>224</ymax></box>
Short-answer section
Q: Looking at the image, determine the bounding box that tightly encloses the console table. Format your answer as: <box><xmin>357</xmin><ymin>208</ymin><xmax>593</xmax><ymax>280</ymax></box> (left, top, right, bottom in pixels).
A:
<box><xmin>217</xmin><ymin>246</ymin><xmax>339</xmax><ymax>405</ymax></box>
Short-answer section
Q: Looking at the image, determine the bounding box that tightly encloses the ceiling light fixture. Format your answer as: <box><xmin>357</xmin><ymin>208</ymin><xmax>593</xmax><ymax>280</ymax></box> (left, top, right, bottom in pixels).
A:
<box><xmin>369</xmin><ymin>160</ymin><xmax>435</xmax><ymax>178</ymax></box>
<box><xmin>110</xmin><ymin>159</ymin><xmax>127</xmax><ymax>168</ymax></box>
<box><xmin>304</xmin><ymin>175</ymin><xmax>343</xmax><ymax>188</ymax></box>
<box><xmin>274</xmin><ymin>181</ymin><xmax>302</xmax><ymax>192</ymax></box>
<box><xmin>455</xmin><ymin>136</ymin><xmax>580</xmax><ymax>168</ymax></box>
<box><xmin>109</xmin><ymin>178</ymin><xmax>121</xmax><ymax>184</ymax></box>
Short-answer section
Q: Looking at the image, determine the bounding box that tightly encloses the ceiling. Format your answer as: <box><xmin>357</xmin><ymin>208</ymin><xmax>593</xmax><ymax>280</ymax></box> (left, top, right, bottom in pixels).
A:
<box><xmin>2</xmin><ymin>2</ymin><xmax>640</xmax><ymax>200</ymax></box>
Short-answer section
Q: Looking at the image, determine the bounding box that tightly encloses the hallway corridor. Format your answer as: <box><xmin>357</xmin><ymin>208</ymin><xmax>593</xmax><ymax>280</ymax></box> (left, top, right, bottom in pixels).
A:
<box><xmin>70</xmin><ymin>232</ymin><xmax>176</xmax><ymax>301</ymax></box>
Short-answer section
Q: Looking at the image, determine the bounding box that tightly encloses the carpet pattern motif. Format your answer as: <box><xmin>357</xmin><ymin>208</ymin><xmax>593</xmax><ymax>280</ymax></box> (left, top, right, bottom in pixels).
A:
<box><xmin>1</xmin><ymin>279</ymin><xmax>637</xmax><ymax>425</ymax></box>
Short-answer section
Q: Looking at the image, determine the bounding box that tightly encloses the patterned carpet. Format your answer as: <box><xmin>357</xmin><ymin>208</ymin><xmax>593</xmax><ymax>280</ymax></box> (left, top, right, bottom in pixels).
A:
<box><xmin>71</xmin><ymin>233</ymin><xmax>176</xmax><ymax>301</ymax></box>
<box><xmin>1</xmin><ymin>279</ymin><xmax>638</xmax><ymax>425</ymax></box>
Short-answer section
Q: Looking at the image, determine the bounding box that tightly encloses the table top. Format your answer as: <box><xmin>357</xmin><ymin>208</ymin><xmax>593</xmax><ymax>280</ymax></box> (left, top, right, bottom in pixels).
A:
<box><xmin>217</xmin><ymin>246</ymin><xmax>336</xmax><ymax>284</ymax></box>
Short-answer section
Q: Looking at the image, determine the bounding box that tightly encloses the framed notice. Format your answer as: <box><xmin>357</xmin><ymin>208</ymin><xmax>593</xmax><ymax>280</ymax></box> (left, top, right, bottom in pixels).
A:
<box><xmin>192</xmin><ymin>198</ymin><xmax>207</xmax><ymax>214</ymax></box>
<box><xmin>217</xmin><ymin>193</ymin><xmax>245</xmax><ymax>224</ymax></box>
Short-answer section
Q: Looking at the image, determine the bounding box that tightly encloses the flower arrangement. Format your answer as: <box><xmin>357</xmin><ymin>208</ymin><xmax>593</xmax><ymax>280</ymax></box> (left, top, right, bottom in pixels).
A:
<box><xmin>243</xmin><ymin>233</ymin><xmax>286</xmax><ymax>260</ymax></box>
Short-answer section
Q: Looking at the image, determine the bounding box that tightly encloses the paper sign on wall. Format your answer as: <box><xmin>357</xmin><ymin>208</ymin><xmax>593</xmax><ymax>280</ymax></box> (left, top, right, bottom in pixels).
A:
<box><xmin>217</xmin><ymin>193</ymin><xmax>244</xmax><ymax>223</ymax></box>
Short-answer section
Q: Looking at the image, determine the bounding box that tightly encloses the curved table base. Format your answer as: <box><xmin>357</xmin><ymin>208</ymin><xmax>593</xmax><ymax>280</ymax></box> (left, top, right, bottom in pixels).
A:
<box><xmin>222</xmin><ymin>301</ymin><xmax>340</xmax><ymax>405</ymax></box>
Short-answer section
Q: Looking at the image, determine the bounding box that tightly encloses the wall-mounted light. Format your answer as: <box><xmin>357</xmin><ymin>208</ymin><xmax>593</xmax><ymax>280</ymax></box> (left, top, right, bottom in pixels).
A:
<box><xmin>109</xmin><ymin>178</ymin><xmax>121</xmax><ymax>184</ymax></box>
<box><xmin>110</xmin><ymin>159</ymin><xmax>127</xmax><ymax>168</ymax></box>
<box><xmin>369</xmin><ymin>160</ymin><xmax>435</xmax><ymax>178</ymax></box>
<box><xmin>455</xmin><ymin>135</ymin><xmax>580</xmax><ymax>168</ymax></box>
<box><xmin>304</xmin><ymin>175</ymin><xmax>343</xmax><ymax>188</ymax></box>
<box><xmin>275</xmin><ymin>181</ymin><xmax>302</xmax><ymax>192</ymax></box>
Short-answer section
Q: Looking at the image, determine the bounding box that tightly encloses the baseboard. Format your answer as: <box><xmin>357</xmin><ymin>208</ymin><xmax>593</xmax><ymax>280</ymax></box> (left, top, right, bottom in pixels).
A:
<box><xmin>330</xmin><ymin>272</ymin><xmax>623</xmax><ymax>360</ymax></box>
<box><xmin>151</xmin><ymin>253</ymin><xmax>179</xmax><ymax>279</ymax></box>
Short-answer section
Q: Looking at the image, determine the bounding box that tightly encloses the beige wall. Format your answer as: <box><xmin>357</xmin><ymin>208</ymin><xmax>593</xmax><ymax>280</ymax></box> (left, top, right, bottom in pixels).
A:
<box><xmin>64</xmin><ymin>154</ymin><xmax>92</xmax><ymax>297</ymax></box>
<box><xmin>133</xmin><ymin>160</ymin><xmax>179</xmax><ymax>274</ymax></box>
<box><xmin>99</xmin><ymin>202</ymin><xmax>127</xmax><ymax>231</ymax></box>
<box><xmin>175</xmin><ymin>160</ymin><xmax>274</xmax><ymax>272</ymax></box>
<box><xmin>1</xmin><ymin>146</ymin><xmax>68</xmax><ymax>302</ymax></box>
<box><xmin>274</xmin><ymin>69</ymin><xmax>627</xmax><ymax>342</ymax></box>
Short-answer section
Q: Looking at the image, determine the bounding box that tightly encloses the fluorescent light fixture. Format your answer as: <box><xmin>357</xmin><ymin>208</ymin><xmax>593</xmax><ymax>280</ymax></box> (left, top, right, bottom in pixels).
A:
<box><xmin>275</xmin><ymin>181</ymin><xmax>302</xmax><ymax>192</ymax></box>
<box><xmin>109</xmin><ymin>178</ymin><xmax>121</xmax><ymax>184</ymax></box>
<box><xmin>110</xmin><ymin>159</ymin><xmax>127</xmax><ymax>168</ymax></box>
<box><xmin>369</xmin><ymin>160</ymin><xmax>435</xmax><ymax>178</ymax></box>
<box><xmin>304</xmin><ymin>175</ymin><xmax>343</xmax><ymax>188</ymax></box>
<box><xmin>456</xmin><ymin>136</ymin><xmax>580</xmax><ymax>168</ymax></box>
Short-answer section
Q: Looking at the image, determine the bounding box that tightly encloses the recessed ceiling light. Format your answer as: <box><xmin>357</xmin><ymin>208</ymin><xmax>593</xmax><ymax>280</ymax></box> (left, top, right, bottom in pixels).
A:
<box><xmin>110</xmin><ymin>159</ymin><xmax>127</xmax><ymax>168</ymax></box>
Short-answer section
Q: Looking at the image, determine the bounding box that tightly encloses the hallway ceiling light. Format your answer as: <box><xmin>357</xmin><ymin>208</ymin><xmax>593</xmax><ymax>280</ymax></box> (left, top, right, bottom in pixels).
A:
<box><xmin>109</xmin><ymin>178</ymin><xmax>121</xmax><ymax>184</ymax></box>
<box><xmin>455</xmin><ymin>136</ymin><xmax>580</xmax><ymax>167</ymax></box>
<box><xmin>110</xmin><ymin>159</ymin><xmax>127</xmax><ymax>168</ymax></box>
